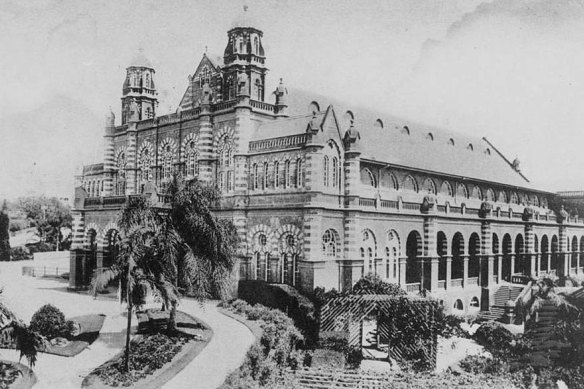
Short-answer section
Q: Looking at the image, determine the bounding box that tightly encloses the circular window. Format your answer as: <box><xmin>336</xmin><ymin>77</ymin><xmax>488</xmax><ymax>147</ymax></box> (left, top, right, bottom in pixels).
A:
<box><xmin>259</xmin><ymin>234</ymin><xmax>267</xmax><ymax>246</ymax></box>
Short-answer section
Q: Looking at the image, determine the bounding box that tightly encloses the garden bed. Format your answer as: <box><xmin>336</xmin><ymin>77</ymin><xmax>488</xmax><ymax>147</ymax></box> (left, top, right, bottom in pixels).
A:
<box><xmin>42</xmin><ymin>314</ymin><xmax>106</xmax><ymax>357</ymax></box>
<box><xmin>81</xmin><ymin>310</ymin><xmax>212</xmax><ymax>389</ymax></box>
<box><xmin>0</xmin><ymin>360</ymin><xmax>37</xmax><ymax>389</ymax></box>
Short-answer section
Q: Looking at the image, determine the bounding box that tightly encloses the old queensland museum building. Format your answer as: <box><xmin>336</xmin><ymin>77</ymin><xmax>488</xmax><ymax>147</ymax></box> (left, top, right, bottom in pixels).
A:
<box><xmin>70</xmin><ymin>13</ymin><xmax>584</xmax><ymax>314</ymax></box>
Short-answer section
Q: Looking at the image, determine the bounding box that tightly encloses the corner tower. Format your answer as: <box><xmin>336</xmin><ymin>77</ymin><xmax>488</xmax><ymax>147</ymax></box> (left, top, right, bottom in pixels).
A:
<box><xmin>121</xmin><ymin>50</ymin><xmax>158</xmax><ymax>124</ymax></box>
<box><xmin>222</xmin><ymin>6</ymin><xmax>267</xmax><ymax>101</ymax></box>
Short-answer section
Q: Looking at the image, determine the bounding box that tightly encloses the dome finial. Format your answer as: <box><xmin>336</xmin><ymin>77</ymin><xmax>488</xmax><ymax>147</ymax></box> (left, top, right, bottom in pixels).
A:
<box><xmin>243</xmin><ymin>5</ymin><xmax>248</xmax><ymax>12</ymax></box>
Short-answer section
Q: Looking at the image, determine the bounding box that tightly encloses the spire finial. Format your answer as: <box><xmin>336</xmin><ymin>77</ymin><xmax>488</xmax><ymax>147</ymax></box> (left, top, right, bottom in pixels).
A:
<box><xmin>205</xmin><ymin>45</ymin><xmax>208</xmax><ymax>53</ymax></box>
<box><xmin>243</xmin><ymin>5</ymin><xmax>248</xmax><ymax>12</ymax></box>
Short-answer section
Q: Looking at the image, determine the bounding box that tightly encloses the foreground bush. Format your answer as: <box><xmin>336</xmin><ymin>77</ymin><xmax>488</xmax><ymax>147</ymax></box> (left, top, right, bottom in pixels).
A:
<box><xmin>29</xmin><ymin>304</ymin><xmax>74</xmax><ymax>339</ymax></box>
<box><xmin>221</xmin><ymin>300</ymin><xmax>309</xmax><ymax>388</ymax></box>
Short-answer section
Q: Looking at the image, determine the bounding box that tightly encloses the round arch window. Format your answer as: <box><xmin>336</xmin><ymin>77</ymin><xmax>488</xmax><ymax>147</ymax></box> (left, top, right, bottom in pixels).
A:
<box><xmin>259</xmin><ymin>234</ymin><xmax>267</xmax><ymax>246</ymax></box>
<box><xmin>454</xmin><ymin>299</ymin><xmax>464</xmax><ymax>311</ymax></box>
<box><xmin>470</xmin><ymin>297</ymin><xmax>480</xmax><ymax>308</ymax></box>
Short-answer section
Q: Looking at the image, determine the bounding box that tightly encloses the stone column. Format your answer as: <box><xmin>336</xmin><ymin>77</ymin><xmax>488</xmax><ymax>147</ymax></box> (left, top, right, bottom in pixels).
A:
<box><xmin>463</xmin><ymin>255</ymin><xmax>469</xmax><ymax>288</ymax></box>
<box><xmin>510</xmin><ymin>253</ymin><xmax>515</xmax><ymax>277</ymax></box>
<box><xmin>445</xmin><ymin>256</ymin><xmax>452</xmax><ymax>289</ymax></box>
<box><xmin>559</xmin><ymin>225</ymin><xmax>568</xmax><ymax>277</ymax></box>
<box><xmin>430</xmin><ymin>257</ymin><xmax>439</xmax><ymax>291</ymax></box>
<box><xmin>496</xmin><ymin>254</ymin><xmax>503</xmax><ymax>284</ymax></box>
<box><xmin>487</xmin><ymin>256</ymin><xmax>494</xmax><ymax>287</ymax></box>
<box><xmin>399</xmin><ymin>257</ymin><xmax>407</xmax><ymax>286</ymax></box>
<box><xmin>423</xmin><ymin>215</ymin><xmax>438</xmax><ymax>291</ymax></box>
<box><xmin>524</xmin><ymin>223</ymin><xmax>535</xmax><ymax>277</ymax></box>
<box><xmin>534</xmin><ymin>253</ymin><xmax>540</xmax><ymax>278</ymax></box>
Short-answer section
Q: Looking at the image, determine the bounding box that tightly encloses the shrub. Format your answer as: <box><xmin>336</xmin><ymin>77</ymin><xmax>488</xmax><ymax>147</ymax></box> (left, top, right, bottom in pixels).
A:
<box><xmin>473</xmin><ymin>321</ymin><xmax>528</xmax><ymax>359</ymax></box>
<box><xmin>222</xmin><ymin>300</ymin><xmax>308</xmax><ymax>388</ymax></box>
<box><xmin>10</xmin><ymin>247</ymin><xmax>31</xmax><ymax>261</ymax></box>
<box><xmin>29</xmin><ymin>304</ymin><xmax>71</xmax><ymax>339</ymax></box>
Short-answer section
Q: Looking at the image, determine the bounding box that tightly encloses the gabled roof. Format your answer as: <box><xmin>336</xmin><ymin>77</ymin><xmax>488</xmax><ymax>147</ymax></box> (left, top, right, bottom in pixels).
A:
<box><xmin>258</xmin><ymin>88</ymin><xmax>535</xmax><ymax>190</ymax></box>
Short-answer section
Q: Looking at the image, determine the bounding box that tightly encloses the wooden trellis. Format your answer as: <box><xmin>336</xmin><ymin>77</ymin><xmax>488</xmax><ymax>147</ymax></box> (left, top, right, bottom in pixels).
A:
<box><xmin>319</xmin><ymin>294</ymin><xmax>439</xmax><ymax>369</ymax></box>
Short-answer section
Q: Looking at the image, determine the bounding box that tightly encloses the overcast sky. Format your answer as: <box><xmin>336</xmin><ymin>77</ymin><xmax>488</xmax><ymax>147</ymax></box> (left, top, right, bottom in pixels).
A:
<box><xmin>1</xmin><ymin>0</ymin><xmax>584</xmax><ymax>199</ymax></box>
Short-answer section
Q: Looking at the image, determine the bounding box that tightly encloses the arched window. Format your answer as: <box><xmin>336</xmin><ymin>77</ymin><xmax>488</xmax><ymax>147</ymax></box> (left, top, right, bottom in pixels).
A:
<box><xmin>252</xmin><ymin>163</ymin><xmax>258</xmax><ymax>190</ymax></box>
<box><xmin>296</xmin><ymin>158</ymin><xmax>303</xmax><ymax>188</ymax></box>
<box><xmin>285</xmin><ymin>160</ymin><xmax>291</xmax><ymax>188</ymax></box>
<box><xmin>471</xmin><ymin>185</ymin><xmax>482</xmax><ymax>200</ymax></box>
<box><xmin>498</xmin><ymin>190</ymin><xmax>508</xmax><ymax>203</ymax></box>
<box><xmin>227</xmin><ymin>76</ymin><xmax>235</xmax><ymax>100</ymax></box>
<box><xmin>510</xmin><ymin>192</ymin><xmax>519</xmax><ymax>204</ymax></box>
<box><xmin>486</xmin><ymin>188</ymin><xmax>495</xmax><ymax>202</ymax></box>
<box><xmin>322</xmin><ymin>229</ymin><xmax>338</xmax><ymax>258</ymax></box>
<box><xmin>115</xmin><ymin>152</ymin><xmax>127</xmax><ymax>195</ymax></box>
<box><xmin>219</xmin><ymin>172</ymin><xmax>224</xmax><ymax>191</ymax></box>
<box><xmin>274</xmin><ymin>161</ymin><xmax>280</xmax><ymax>189</ymax></box>
<box><xmin>254</xmin><ymin>36</ymin><xmax>259</xmax><ymax>54</ymax></box>
<box><xmin>324</xmin><ymin>156</ymin><xmax>330</xmax><ymax>186</ymax></box>
<box><xmin>186</xmin><ymin>149</ymin><xmax>199</xmax><ymax>177</ymax></box>
<box><xmin>145</xmin><ymin>73</ymin><xmax>150</xmax><ymax>88</ymax></box>
<box><xmin>255</xmin><ymin>79</ymin><xmax>262</xmax><ymax>101</ymax></box>
<box><xmin>199</xmin><ymin>66</ymin><xmax>210</xmax><ymax>87</ymax></box>
<box><xmin>262</xmin><ymin>162</ymin><xmax>268</xmax><ymax>189</ymax></box>
<box><xmin>162</xmin><ymin>149</ymin><xmax>173</xmax><ymax>180</ymax></box>
<box><xmin>332</xmin><ymin>157</ymin><xmax>338</xmax><ymax>188</ymax></box>
<box><xmin>403</xmin><ymin>175</ymin><xmax>418</xmax><ymax>192</ymax></box>
<box><xmin>456</xmin><ymin>183</ymin><xmax>468</xmax><ymax>199</ymax></box>
<box><xmin>138</xmin><ymin>147</ymin><xmax>151</xmax><ymax>191</ymax></box>
<box><xmin>422</xmin><ymin>178</ymin><xmax>436</xmax><ymax>194</ymax></box>
<box><xmin>361</xmin><ymin>168</ymin><xmax>376</xmax><ymax>188</ymax></box>
<box><xmin>440</xmin><ymin>181</ymin><xmax>453</xmax><ymax>197</ymax></box>
<box><xmin>227</xmin><ymin>171</ymin><xmax>233</xmax><ymax>192</ymax></box>
<box><xmin>360</xmin><ymin>230</ymin><xmax>377</xmax><ymax>275</ymax></box>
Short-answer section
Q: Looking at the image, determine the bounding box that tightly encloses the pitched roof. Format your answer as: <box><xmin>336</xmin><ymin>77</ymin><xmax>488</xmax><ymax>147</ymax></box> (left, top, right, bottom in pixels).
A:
<box><xmin>251</xmin><ymin>112</ymin><xmax>325</xmax><ymax>141</ymax></box>
<box><xmin>259</xmin><ymin>88</ymin><xmax>535</xmax><ymax>190</ymax></box>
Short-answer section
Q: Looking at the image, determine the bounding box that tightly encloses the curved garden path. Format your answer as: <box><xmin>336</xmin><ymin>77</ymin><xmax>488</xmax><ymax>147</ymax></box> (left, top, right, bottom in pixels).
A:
<box><xmin>161</xmin><ymin>300</ymin><xmax>254</xmax><ymax>389</ymax></box>
<box><xmin>0</xmin><ymin>260</ymin><xmax>254</xmax><ymax>389</ymax></box>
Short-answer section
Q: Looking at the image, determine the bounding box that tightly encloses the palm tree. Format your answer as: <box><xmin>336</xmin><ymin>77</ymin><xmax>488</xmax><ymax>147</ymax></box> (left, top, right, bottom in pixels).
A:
<box><xmin>162</xmin><ymin>177</ymin><xmax>238</xmax><ymax>332</ymax></box>
<box><xmin>91</xmin><ymin>196</ymin><xmax>178</xmax><ymax>371</ymax></box>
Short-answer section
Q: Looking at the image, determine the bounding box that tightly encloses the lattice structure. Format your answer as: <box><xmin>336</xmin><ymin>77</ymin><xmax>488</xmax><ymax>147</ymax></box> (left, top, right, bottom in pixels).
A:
<box><xmin>319</xmin><ymin>294</ymin><xmax>439</xmax><ymax>369</ymax></box>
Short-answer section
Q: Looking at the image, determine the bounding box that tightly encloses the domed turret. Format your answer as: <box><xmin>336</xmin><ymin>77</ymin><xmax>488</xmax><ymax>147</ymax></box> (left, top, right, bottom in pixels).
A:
<box><xmin>121</xmin><ymin>49</ymin><xmax>158</xmax><ymax>124</ymax></box>
<box><xmin>129</xmin><ymin>49</ymin><xmax>153</xmax><ymax>69</ymax></box>
<box><xmin>222</xmin><ymin>5</ymin><xmax>267</xmax><ymax>102</ymax></box>
<box><xmin>230</xmin><ymin>5</ymin><xmax>261</xmax><ymax>30</ymax></box>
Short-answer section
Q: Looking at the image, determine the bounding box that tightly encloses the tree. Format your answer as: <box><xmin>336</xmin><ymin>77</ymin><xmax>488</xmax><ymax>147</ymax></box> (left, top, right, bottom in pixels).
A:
<box><xmin>351</xmin><ymin>273</ymin><xmax>406</xmax><ymax>296</ymax></box>
<box><xmin>0</xmin><ymin>201</ymin><xmax>10</xmax><ymax>261</ymax></box>
<box><xmin>91</xmin><ymin>196</ymin><xmax>178</xmax><ymax>371</ymax></box>
<box><xmin>16</xmin><ymin>196</ymin><xmax>72</xmax><ymax>249</ymax></box>
<box><xmin>162</xmin><ymin>178</ymin><xmax>238</xmax><ymax>331</ymax></box>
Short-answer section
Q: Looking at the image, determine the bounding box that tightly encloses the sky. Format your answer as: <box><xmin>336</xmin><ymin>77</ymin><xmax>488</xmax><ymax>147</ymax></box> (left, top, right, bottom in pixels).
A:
<box><xmin>1</xmin><ymin>0</ymin><xmax>584</xmax><ymax>199</ymax></box>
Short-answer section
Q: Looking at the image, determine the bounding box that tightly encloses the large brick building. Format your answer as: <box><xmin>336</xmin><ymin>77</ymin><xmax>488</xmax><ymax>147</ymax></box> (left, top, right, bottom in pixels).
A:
<box><xmin>71</xmin><ymin>12</ymin><xmax>584</xmax><ymax>313</ymax></box>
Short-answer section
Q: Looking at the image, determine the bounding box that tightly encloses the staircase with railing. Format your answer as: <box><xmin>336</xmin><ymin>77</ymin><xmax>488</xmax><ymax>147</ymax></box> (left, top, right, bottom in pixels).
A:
<box><xmin>478</xmin><ymin>284</ymin><xmax>526</xmax><ymax>322</ymax></box>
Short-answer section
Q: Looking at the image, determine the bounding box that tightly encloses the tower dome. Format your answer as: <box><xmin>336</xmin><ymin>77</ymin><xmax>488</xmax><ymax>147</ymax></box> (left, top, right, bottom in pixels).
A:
<box><xmin>230</xmin><ymin>5</ymin><xmax>261</xmax><ymax>30</ymax></box>
<box><xmin>129</xmin><ymin>49</ymin><xmax>153</xmax><ymax>69</ymax></box>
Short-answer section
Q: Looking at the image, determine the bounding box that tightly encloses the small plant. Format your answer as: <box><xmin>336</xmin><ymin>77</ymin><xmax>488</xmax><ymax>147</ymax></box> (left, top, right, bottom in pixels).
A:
<box><xmin>29</xmin><ymin>304</ymin><xmax>71</xmax><ymax>339</ymax></box>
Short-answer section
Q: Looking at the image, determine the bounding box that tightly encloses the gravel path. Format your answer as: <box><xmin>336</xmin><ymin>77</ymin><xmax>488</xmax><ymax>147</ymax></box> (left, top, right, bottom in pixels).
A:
<box><xmin>0</xmin><ymin>260</ymin><xmax>254</xmax><ymax>389</ymax></box>
<box><xmin>161</xmin><ymin>300</ymin><xmax>254</xmax><ymax>389</ymax></box>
